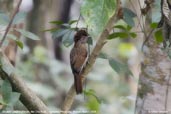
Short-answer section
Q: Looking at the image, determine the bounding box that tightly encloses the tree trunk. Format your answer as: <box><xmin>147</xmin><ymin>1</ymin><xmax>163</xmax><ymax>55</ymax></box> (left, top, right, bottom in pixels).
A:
<box><xmin>135</xmin><ymin>1</ymin><xmax>171</xmax><ymax>114</ymax></box>
<box><xmin>26</xmin><ymin>0</ymin><xmax>46</xmax><ymax>52</ymax></box>
<box><xmin>54</xmin><ymin>0</ymin><xmax>73</xmax><ymax>60</ymax></box>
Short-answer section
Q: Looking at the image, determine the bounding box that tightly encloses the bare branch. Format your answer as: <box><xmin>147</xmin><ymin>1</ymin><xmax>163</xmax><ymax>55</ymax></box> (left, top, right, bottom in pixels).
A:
<box><xmin>61</xmin><ymin>0</ymin><xmax>121</xmax><ymax>113</ymax></box>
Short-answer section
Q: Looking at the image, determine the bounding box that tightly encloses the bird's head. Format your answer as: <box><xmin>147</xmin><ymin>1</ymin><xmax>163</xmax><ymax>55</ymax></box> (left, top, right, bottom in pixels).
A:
<box><xmin>74</xmin><ymin>29</ymin><xmax>89</xmax><ymax>43</ymax></box>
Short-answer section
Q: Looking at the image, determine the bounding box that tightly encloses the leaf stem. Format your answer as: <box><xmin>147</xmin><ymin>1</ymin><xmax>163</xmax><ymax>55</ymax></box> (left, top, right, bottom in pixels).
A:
<box><xmin>76</xmin><ymin>14</ymin><xmax>81</xmax><ymax>28</ymax></box>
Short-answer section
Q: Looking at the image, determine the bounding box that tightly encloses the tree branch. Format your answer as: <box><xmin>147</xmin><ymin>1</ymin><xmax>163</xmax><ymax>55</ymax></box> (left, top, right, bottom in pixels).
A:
<box><xmin>0</xmin><ymin>0</ymin><xmax>22</xmax><ymax>47</ymax></box>
<box><xmin>0</xmin><ymin>50</ymin><xmax>51</xmax><ymax>114</ymax></box>
<box><xmin>61</xmin><ymin>0</ymin><xmax>121</xmax><ymax>113</ymax></box>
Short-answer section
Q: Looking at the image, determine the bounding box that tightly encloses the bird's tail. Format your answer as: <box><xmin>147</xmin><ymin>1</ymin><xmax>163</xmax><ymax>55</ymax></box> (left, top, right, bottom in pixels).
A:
<box><xmin>74</xmin><ymin>74</ymin><xmax>83</xmax><ymax>94</ymax></box>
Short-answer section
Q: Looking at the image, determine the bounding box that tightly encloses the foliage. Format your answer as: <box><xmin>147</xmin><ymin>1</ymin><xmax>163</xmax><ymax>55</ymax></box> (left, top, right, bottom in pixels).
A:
<box><xmin>98</xmin><ymin>53</ymin><xmax>132</xmax><ymax>76</ymax></box>
<box><xmin>84</xmin><ymin>89</ymin><xmax>101</xmax><ymax>112</ymax></box>
<box><xmin>122</xmin><ymin>8</ymin><xmax>137</xmax><ymax>27</ymax></box>
<box><xmin>0</xmin><ymin>11</ymin><xmax>40</xmax><ymax>49</ymax></box>
<box><xmin>0</xmin><ymin>11</ymin><xmax>26</xmax><ymax>26</ymax></box>
<box><xmin>46</xmin><ymin>20</ymin><xmax>93</xmax><ymax>47</ymax></box>
<box><xmin>0</xmin><ymin>79</ymin><xmax>20</xmax><ymax>111</ymax></box>
<box><xmin>46</xmin><ymin>20</ymin><xmax>77</xmax><ymax>47</ymax></box>
<box><xmin>154</xmin><ymin>28</ymin><xmax>163</xmax><ymax>43</ymax></box>
<box><xmin>81</xmin><ymin>0</ymin><xmax>116</xmax><ymax>37</ymax></box>
<box><xmin>148</xmin><ymin>22</ymin><xmax>164</xmax><ymax>43</ymax></box>
<box><xmin>108</xmin><ymin>25</ymin><xmax>137</xmax><ymax>39</ymax></box>
<box><xmin>1</xmin><ymin>0</ymin><xmax>162</xmax><ymax>113</ymax></box>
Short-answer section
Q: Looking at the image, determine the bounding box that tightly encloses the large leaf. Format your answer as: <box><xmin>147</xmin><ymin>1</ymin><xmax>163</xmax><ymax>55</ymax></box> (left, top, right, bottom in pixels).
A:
<box><xmin>16</xmin><ymin>29</ymin><xmax>40</xmax><ymax>40</ymax></box>
<box><xmin>81</xmin><ymin>0</ymin><xmax>116</xmax><ymax>37</ymax></box>
<box><xmin>109</xmin><ymin>58</ymin><xmax>132</xmax><ymax>75</ymax></box>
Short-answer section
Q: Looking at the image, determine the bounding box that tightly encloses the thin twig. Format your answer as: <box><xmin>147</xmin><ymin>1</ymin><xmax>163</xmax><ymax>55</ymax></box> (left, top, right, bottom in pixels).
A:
<box><xmin>141</xmin><ymin>28</ymin><xmax>155</xmax><ymax>50</ymax></box>
<box><xmin>76</xmin><ymin>14</ymin><xmax>81</xmax><ymax>28</ymax></box>
<box><xmin>0</xmin><ymin>0</ymin><xmax>22</xmax><ymax>47</ymax></box>
<box><xmin>61</xmin><ymin>0</ymin><xmax>121</xmax><ymax>113</ymax></box>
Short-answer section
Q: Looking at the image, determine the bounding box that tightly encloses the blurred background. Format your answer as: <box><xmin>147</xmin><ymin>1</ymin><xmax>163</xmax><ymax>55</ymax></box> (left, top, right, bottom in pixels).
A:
<box><xmin>0</xmin><ymin>0</ymin><xmax>146</xmax><ymax>114</ymax></box>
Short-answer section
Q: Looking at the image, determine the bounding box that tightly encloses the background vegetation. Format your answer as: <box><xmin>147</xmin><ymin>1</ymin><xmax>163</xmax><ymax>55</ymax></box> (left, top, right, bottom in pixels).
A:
<box><xmin>0</xmin><ymin>0</ymin><xmax>164</xmax><ymax>114</ymax></box>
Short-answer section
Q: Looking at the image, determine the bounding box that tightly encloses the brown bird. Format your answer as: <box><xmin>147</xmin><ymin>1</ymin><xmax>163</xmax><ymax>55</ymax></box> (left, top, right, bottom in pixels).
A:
<box><xmin>70</xmin><ymin>29</ymin><xmax>89</xmax><ymax>94</ymax></box>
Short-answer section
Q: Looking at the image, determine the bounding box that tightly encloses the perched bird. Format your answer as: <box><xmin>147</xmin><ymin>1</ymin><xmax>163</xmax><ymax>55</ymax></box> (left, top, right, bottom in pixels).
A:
<box><xmin>70</xmin><ymin>29</ymin><xmax>89</xmax><ymax>94</ymax></box>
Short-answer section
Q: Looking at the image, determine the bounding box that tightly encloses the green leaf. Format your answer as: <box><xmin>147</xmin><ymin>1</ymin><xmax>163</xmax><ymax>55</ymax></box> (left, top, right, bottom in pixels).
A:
<box><xmin>0</xmin><ymin>13</ymin><xmax>10</xmax><ymax>26</ymax></box>
<box><xmin>123</xmin><ymin>8</ymin><xmax>136</xmax><ymax>27</ymax></box>
<box><xmin>81</xmin><ymin>0</ymin><xmax>116</xmax><ymax>37</ymax></box>
<box><xmin>0</xmin><ymin>80</ymin><xmax>20</xmax><ymax>107</ymax></box>
<box><xmin>13</xmin><ymin>12</ymin><xmax>26</xmax><ymax>24</ymax></box>
<box><xmin>7</xmin><ymin>92</ymin><xmax>20</xmax><ymax>106</ymax></box>
<box><xmin>43</xmin><ymin>28</ymin><xmax>59</xmax><ymax>32</ymax></box>
<box><xmin>150</xmin><ymin>22</ymin><xmax>158</xmax><ymax>29</ymax></box>
<box><xmin>0</xmin><ymin>55</ymin><xmax>14</xmax><ymax>76</ymax></box>
<box><xmin>98</xmin><ymin>52</ymin><xmax>108</xmax><ymax>59</ymax></box>
<box><xmin>52</xmin><ymin>29</ymin><xmax>70</xmax><ymax>39</ymax></box>
<box><xmin>69</xmin><ymin>20</ymin><xmax>78</xmax><ymax>25</ymax></box>
<box><xmin>50</xmin><ymin>20</ymin><xmax>63</xmax><ymax>25</ymax></box>
<box><xmin>108</xmin><ymin>32</ymin><xmax>129</xmax><ymax>39</ymax></box>
<box><xmin>62</xmin><ymin>23</ymin><xmax>70</xmax><ymax>28</ymax></box>
<box><xmin>126</xmin><ymin>25</ymin><xmax>132</xmax><ymax>31</ymax></box>
<box><xmin>7</xmin><ymin>34</ymin><xmax>17</xmax><ymax>40</ymax></box>
<box><xmin>62</xmin><ymin>30</ymin><xmax>75</xmax><ymax>47</ymax></box>
<box><xmin>154</xmin><ymin>29</ymin><xmax>163</xmax><ymax>43</ymax></box>
<box><xmin>85</xmin><ymin>89</ymin><xmax>100</xmax><ymax>112</ymax></box>
<box><xmin>114</xmin><ymin>25</ymin><xmax>127</xmax><ymax>30</ymax></box>
<box><xmin>15</xmin><ymin>40</ymin><xmax>23</xmax><ymax>49</ymax></box>
<box><xmin>1</xmin><ymin>79</ymin><xmax>12</xmax><ymax>104</ymax></box>
<box><xmin>84</xmin><ymin>89</ymin><xmax>102</xmax><ymax>104</ymax></box>
<box><xmin>0</xmin><ymin>98</ymin><xmax>7</xmax><ymax>105</ymax></box>
<box><xmin>16</xmin><ymin>29</ymin><xmax>40</xmax><ymax>40</ymax></box>
<box><xmin>109</xmin><ymin>58</ymin><xmax>132</xmax><ymax>75</ymax></box>
<box><xmin>130</xmin><ymin>32</ymin><xmax>137</xmax><ymax>38</ymax></box>
<box><xmin>87</xmin><ymin>36</ymin><xmax>93</xmax><ymax>45</ymax></box>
